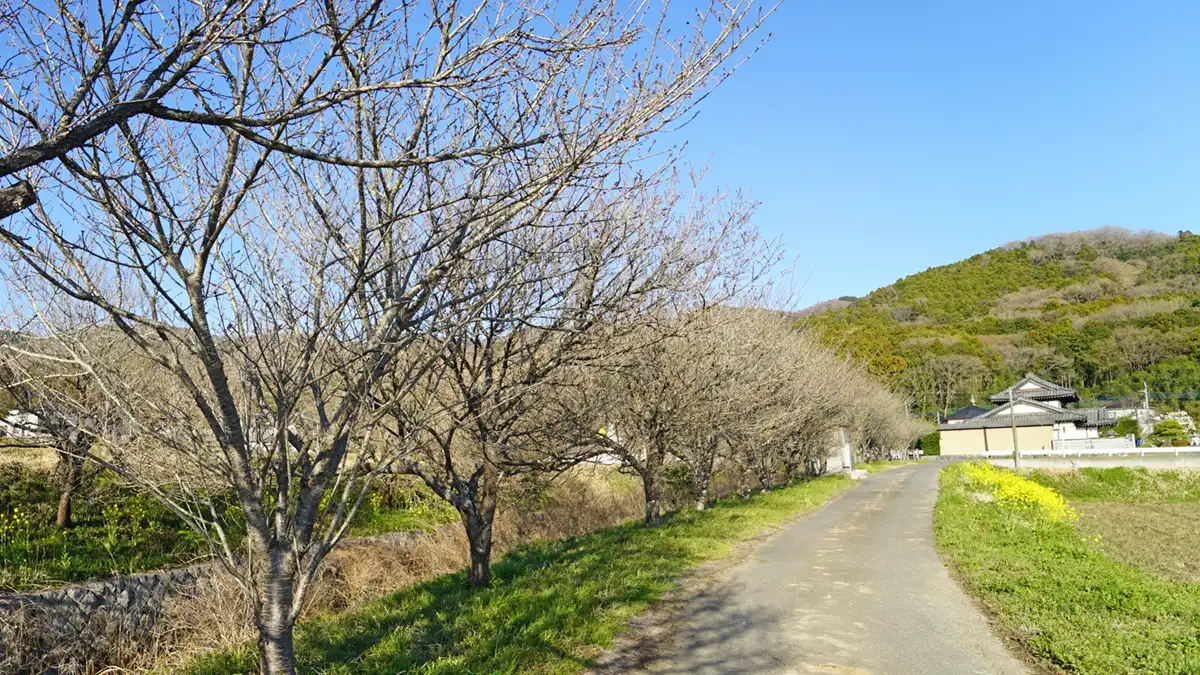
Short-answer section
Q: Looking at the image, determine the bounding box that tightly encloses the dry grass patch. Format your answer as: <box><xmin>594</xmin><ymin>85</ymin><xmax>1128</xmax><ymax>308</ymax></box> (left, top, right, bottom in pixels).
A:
<box><xmin>152</xmin><ymin>467</ymin><xmax>644</xmax><ymax>671</ymax></box>
<box><xmin>1076</xmin><ymin>502</ymin><xmax>1200</xmax><ymax>583</ymax></box>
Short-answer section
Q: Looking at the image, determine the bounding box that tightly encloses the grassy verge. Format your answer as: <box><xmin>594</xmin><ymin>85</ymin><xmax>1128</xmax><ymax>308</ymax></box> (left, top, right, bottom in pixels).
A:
<box><xmin>1027</xmin><ymin>466</ymin><xmax>1200</xmax><ymax>503</ymax></box>
<box><xmin>187</xmin><ymin>474</ymin><xmax>852</xmax><ymax>674</ymax></box>
<box><xmin>935</xmin><ymin>463</ymin><xmax>1200</xmax><ymax>674</ymax></box>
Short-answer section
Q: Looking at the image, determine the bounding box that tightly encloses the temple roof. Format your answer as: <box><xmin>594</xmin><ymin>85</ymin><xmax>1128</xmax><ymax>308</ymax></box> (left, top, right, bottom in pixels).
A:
<box><xmin>987</xmin><ymin>373</ymin><xmax>1078</xmax><ymax>404</ymax></box>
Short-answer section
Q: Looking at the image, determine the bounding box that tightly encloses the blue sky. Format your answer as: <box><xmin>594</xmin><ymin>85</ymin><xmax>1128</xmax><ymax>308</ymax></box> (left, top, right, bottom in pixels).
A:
<box><xmin>677</xmin><ymin>1</ymin><xmax>1200</xmax><ymax>306</ymax></box>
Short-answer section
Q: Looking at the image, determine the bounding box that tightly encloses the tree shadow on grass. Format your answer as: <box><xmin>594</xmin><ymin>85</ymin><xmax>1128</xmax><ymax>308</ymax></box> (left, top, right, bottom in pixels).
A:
<box><xmin>286</xmin><ymin>516</ymin><xmax>704</xmax><ymax>674</ymax></box>
<box><xmin>187</xmin><ymin>492</ymin><xmax>826</xmax><ymax>675</ymax></box>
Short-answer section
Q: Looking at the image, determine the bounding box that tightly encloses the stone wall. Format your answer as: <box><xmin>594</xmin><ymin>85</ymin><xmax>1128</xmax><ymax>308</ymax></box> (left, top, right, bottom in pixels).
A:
<box><xmin>0</xmin><ymin>530</ymin><xmax>427</xmax><ymax>674</ymax></box>
<box><xmin>0</xmin><ymin>564</ymin><xmax>214</xmax><ymax>674</ymax></box>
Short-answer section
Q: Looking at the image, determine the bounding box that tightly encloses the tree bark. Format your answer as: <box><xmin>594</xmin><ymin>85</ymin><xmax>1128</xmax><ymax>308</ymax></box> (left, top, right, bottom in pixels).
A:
<box><xmin>0</xmin><ymin>181</ymin><xmax>36</xmax><ymax>221</ymax></box>
<box><xmin>692</xmin><ymin>435</ymin><xmax>717</xmax><ymax>510</ymax></box>
<box><xmin>462</xmin><ymin>459</ymin><xmax>500</xmax><ymax>588</ymax></box>
<box><xmin>56</xmin><ymin>452</ymin><xmax>84</xmax><ymax>529</ymax></box>
<box><xmin>642</xmin><ymin>443</ymin><xmax>664</xmax><ymax>526</ymax></box>
<box><xmin>257</xmin><ymin>551</ymin><xmax>299</xmax><ymax>675</ymax></box>
<box><xmin>693</xmin><ymin>476</ymin><xmax>709</xmax><ymax>511</ymax></box>
<box><xmin>462</xmin><ymin>507</ymin><xmax>495</xmax><ymax>588</ymax></box>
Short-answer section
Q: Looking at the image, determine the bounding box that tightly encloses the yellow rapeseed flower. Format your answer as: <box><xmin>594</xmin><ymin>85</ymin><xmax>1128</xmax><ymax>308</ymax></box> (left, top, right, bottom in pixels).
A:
<box><xmin>960</xmin><ymin>462</ymin><xmax>1076</xmax><ymax>521</ymax></box>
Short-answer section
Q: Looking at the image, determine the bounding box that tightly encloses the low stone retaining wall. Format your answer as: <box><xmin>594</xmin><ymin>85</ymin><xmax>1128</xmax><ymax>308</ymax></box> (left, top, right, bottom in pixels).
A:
<box><xmin>0</xmin><ymin>563</ymin><xmax>214</xmax><ymax>674</ymax></box>
<box><xmin>0</xmin><ymin>529</ymin><xmax>432</xmax><ymax>674</ymax></box>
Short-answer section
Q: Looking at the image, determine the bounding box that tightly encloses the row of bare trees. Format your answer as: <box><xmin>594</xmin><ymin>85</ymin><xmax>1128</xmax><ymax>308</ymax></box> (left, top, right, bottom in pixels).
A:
<box><xmin>0</xmin><ymin>1</ymin><xmax>920</xmax><ymax>671</ymax></box>
<box><xmin>576</xmin><ymin>308</ymin><xmax>928</xmax><ymax>527</ymax></box>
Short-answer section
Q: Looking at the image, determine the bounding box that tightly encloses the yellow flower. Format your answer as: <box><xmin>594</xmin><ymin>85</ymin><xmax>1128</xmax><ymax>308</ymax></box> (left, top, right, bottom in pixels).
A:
<box><xmin>960</xmin><ymin>462</ymin><xmax>1076</xmax><ymax>522</ymax></box>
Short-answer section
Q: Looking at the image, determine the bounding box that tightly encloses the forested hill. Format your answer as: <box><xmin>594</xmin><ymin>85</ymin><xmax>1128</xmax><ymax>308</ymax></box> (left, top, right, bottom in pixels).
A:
<box><xmin>807</xmin><ymin>227</ymin><xmax>1200</xmax><ymax>420</ymax></box>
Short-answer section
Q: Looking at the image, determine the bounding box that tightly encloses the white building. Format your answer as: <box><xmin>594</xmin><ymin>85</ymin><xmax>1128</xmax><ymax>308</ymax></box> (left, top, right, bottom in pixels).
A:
<box><xmin>0</xmin><ymin>410</ymin><xmax>43</xmax><ymax>438</ymax></box>
<box><xmin>938</xmin><ymin>374</ymin><xmax>1130</xmax><ymax>455</ymax></box>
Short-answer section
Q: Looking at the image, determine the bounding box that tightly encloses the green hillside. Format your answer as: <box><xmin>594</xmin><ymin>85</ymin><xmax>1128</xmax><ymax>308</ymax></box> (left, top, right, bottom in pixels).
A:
<box><xmin>808</xmin><ymin>227</ymin><xmax>1200</xmax><ymax>420</ymax></box>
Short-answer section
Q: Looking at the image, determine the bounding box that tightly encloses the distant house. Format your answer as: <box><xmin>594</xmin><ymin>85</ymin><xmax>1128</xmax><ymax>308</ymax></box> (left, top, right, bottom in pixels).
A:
<box><xmin>0</xmin><ymin>410</ymin><xmax>43</xmax><ymax>439</ymax></box>
<box><xmin>938</xmin><ymin>374</ymin><xmax>1125</xmax><ymax>455</ymax></box>
<box><xmin>943</xmin><ymin>404</ymin><xmax>990</xmax><ymax>424</ymax></box>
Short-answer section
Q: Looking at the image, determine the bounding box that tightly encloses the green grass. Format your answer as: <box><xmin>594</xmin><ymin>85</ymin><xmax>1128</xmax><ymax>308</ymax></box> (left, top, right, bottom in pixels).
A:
<box><xmin>187</xmin><ymin>474</ymin><xmax>853</xmax><ymax>674</ymax></box>
<box><xmin>935</xmin><ymin>463</ymin><xmax>1200</xmax><ymax>674</ymax></box>
<box><xmin>1026</xmin><ymin>466</ymin><xmax>1200</xmax><ymax>503</ymax></box>
<box><xmin>0</xmin><ymin>466</ymin><xmax>459</xmax><ymax>590</ymax></box>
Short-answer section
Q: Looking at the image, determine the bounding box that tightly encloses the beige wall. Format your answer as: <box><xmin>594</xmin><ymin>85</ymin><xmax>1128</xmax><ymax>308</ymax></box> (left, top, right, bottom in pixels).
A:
<box><xmin>941</xmin><ymin>428</ymin><xmax>987</xmax><ymax>456</ymax></box>
<box><xmin>940</xmin><ymin>425</ymin><xmax>1054</xmax><ymax>455</ymax></box>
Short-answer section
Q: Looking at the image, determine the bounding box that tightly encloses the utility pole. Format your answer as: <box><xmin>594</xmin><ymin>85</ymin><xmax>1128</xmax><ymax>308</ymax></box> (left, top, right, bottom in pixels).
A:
<box><xmin>1009</xmin><ymin>387</ymin><xmax>1021</xmax><ymax>470</ymax></box>
<box><xmin>1143</xmin><ymin>381</ymin><xmax>1149</xmax><ymax>410</ymax></box>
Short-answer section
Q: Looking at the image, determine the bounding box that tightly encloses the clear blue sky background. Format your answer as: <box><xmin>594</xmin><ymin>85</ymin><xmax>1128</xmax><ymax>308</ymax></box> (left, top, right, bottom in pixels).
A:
<box><xmin>677</xmin><ymin>1</ymin><xmax>1200</xmax><ymax>306</ymax></box>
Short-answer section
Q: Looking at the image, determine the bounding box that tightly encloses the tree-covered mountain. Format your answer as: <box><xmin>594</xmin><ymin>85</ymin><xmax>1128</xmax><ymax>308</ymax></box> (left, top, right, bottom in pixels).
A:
<box><xmin>807</xmin><ymin>227</ymin><xmax>1200</xmax><ymax>420</ymax></box>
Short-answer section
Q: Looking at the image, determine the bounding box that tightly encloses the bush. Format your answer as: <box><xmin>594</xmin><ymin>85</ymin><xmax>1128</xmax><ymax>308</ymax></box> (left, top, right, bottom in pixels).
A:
<box><xmin>1151</xmin><ymin>419</ymin><xmax>1190</xmax><ymax>447</ymax></box>
<box><xmin>918</xmin><ymin>430</ymin><xmax>941</xmax><ymax>456</ymax></box>
<box><xmin>1112</xmin><ymin>416</ymin><xmax>1140</xmax><ymax>439</ymax></box>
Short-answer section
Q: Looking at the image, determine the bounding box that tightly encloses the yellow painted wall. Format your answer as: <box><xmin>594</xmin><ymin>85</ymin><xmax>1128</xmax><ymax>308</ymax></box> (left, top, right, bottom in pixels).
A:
<box><xmin>940</xmin><ymin>425</ymin><xmax>1054</xmax><ymax>455</ymax></box>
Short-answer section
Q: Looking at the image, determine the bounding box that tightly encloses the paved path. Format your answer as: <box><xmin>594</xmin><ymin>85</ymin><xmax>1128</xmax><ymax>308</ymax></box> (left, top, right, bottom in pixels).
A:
<box><xmin>638</xmin><ymin>463</ymin><xmax>1032</xmax><ymax>675</ymax></box>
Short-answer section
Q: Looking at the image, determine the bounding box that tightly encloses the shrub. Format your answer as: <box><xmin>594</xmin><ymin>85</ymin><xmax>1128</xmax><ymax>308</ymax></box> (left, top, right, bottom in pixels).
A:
<box><xmin>1112</xmin><ymin>416</ymin><xmax>1140</xmax><ymax>439</ymax></box>
<box><xmin>918</xmin><ymin>430</ymin><xmax>941</xmax><ymax>456</ymax></box>
<box><xmin>1151</xmin><ymin>419</ymin><xmax>1190</xmax><ymax>447</ymax></box>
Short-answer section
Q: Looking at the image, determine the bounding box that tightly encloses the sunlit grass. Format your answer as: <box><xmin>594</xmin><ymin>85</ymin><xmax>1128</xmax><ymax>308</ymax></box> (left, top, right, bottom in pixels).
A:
<box><xmin>187</xmin><ymin>475</ymin><xmax>852</xmax><ymax>674</ymax></box>
<box><xmin>935</xmin><ymin>464</ymin><xmax>1200</xmax><ymax>674</ymax></box>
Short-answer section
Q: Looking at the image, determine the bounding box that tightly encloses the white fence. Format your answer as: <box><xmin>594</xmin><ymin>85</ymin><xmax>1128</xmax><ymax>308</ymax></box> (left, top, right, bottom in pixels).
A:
<box><xmin>1050</xmin><ymin>435</ymin><xmax>1136</xmax><ymax>451</ymax></box>
<box><xmin>982</xmin><ymin>446</ymin><xmax>1200</xmax><ymax>459</ymax></box>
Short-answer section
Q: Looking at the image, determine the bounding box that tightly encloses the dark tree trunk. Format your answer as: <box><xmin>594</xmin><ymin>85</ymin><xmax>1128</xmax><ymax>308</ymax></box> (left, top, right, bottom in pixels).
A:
<box><xmin>463</xmin><ymin>508</ymin><xmax>495</xmax><ymax>587</ymax></box>
<box><xmin>257</xmin><ymin>551</ymin><xmax>299</xmax><ymax>675</ymax></box>
<box><xmin>693</xmin><ymin>473</ymin><xmax>709</xmax><ymax>511</ymax></box>
<box><xmin>756</xmin><ymin>463</ymin><xmax>773</xmax><ymax>491</ymax></box>
<box><xmin>461</xmin><ymin>460</ymin><xmax>500</xmax><ymax>588</ymax></box>
<box><xmin>643</xmin><ymin>478</ymin><xmax>662</xmax><ymax>525</ymax></box>
<box><xmin>56</xmin><ymin>452</ymin><xmax>83</xmax><ymax>528</ymax></box>
<box><xmin>783</xmin><ymin>459</ymin><xmax>800</xmax><ymax>481</ymax></box>
<box><xmin>54</xmin><ymin>432</ymin><xmax>89</xmax><ymax>529</ymax></box>
<box><xmin>642</xmin><ymin>443</ymin><xmax>664</xmax><ymax>526</ymax></box>
<box><xmin>0</xmin><ymin>181</ymin><xmax>36</xmax><ymax>221</ymax></box>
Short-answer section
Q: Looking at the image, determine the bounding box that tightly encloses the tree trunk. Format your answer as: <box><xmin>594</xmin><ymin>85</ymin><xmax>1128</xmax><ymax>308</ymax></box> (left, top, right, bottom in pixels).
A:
<box><xmin>462</xmin><ymin>459</ymin><xmax>500</xmax><ymax>588</ymax></box>
<box><xmin>783</xmin><ymin>459</ymin><xmax>800</xmax><ymax>481</ymax></box>
<box><xmin>641</xmin><ymin>466</ymin><xmax>663</xmax><ymax>526</ymax></box>
<box><xmin>692</xmin><ymin>435</ymin><xmax>717</xmax><ymax>510</ymax></box>
<box><xmin>257</xmin><ymin>552</ymin><xmax>299</xmax><ymax>675</ymax></box>
<box><xmin>55</xmin><ymin>434</ymin><xmax>88</xmax><ymax>529</ymax></box>
<box><xmin>56</xmin><ymin>452</ymin><xmax>83</xmax><ymax>528</ymax></box>
<box><xmin>642</xmin><ymin>444</ymin><xmax>664</xmax><ymax>526</ymax></box>
<box><xmin>644</xmin><ymin>479</ymin><xmax>662</xmax><ymax>525</ymax></box>
<box><xmin>463</xmin><ymin>508</ymin><xmax>495</xmax><ymax>588</ymax></box>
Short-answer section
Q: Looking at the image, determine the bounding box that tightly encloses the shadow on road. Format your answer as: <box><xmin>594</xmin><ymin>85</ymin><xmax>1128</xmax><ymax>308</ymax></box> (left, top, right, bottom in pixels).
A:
<box><xmin>593</xmin><ymin>581</ymin><xmax>791</xmax><ymax>675</ymax></box>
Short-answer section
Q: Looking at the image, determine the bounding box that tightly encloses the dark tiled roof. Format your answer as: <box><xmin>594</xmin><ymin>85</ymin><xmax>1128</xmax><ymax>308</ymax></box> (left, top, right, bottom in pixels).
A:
<box><xmin>988</xmin><ymin>372</ymin><xmax>1078</xmax><ymax>403</ymax></box>
<box><xmin>939</xmin><ymin>404</ymin><xmax>1118</xmax><ymax>431</ymax></box>
<box><xmin>946</xmin><ymin>405</ymin><xmax>990</xmax><ymax>421</ymax></box>
<box><xmin>977</xmin><ymin>397</ymin><xmax>1080</xmax><ymax>419</ymax></box>
<box><xmin>940</xmin><ymin>413</ymin><xmax>1069</xmax><ymax>430</ymax></box>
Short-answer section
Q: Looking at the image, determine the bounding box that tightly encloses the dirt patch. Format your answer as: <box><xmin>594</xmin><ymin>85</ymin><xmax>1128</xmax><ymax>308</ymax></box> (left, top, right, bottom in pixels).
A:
<box><xmin>1076</xmin><ymin>501</ymin><xmax>1200</xmax><ymax>582</ymax></box>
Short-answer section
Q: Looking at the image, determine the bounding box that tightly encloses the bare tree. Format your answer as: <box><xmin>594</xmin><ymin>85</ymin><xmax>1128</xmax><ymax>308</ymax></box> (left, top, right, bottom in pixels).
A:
<box><xmin>387</xmin><ymin>182</ymin><xmax>760</xmax><ymax>584</ymax></box>
<box><xmin>0</xmin><ymin>0</ymin><xmax>574</xmax><ymax>216</ymax></box>
<box><xmin>0</xmin><ymin>1</ymin><xmax>773</xmax><ymax>670</ymax></box>
<box><xmin>927</xmin><ymin>354</ymin><xmax>986</xmax><ymax>416</ymax></box>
